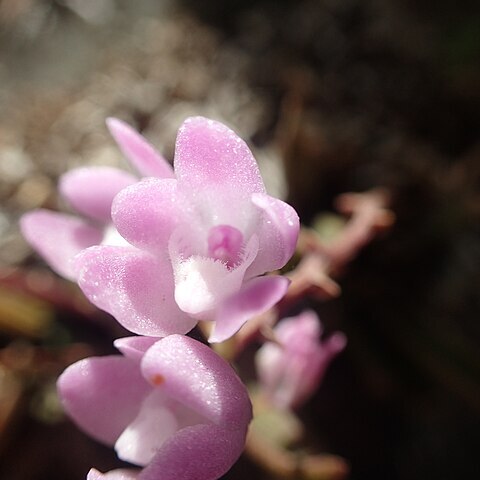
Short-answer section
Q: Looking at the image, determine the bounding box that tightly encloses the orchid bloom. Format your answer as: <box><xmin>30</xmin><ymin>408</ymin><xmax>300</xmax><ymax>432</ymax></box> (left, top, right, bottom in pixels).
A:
<box><xmin>58</xmin><ymin>334</ymin><xmax>252</xmax><ymax>480</ymax></box>
<box><xmin>255</xmin><ymin>311</ymin><xmax>346</xmax><ymax>409</ymax></box>
<box><xmin>20</xmin><ymin>119</ymin><xmax>173</xmax><ymax>280</ymax></box>
<box><xmin>75</xmin><ymin>117</ymin><xmax>299</xmax><ymax>342</ymax></box>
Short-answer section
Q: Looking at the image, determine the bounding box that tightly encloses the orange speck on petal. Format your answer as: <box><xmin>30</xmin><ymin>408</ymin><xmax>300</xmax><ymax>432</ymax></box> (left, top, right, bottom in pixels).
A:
<box><xmin>151</xmin><ymin>374</ymin><xmax>165</xmax><ymax>386</ymax></box>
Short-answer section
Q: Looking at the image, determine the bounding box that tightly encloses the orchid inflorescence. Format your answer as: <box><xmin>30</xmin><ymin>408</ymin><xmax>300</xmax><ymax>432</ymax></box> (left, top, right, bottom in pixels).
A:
<box><xmin>21</xmin><ymin>116</ymin><xmax>346</xmax><ymax>479</ymax></box>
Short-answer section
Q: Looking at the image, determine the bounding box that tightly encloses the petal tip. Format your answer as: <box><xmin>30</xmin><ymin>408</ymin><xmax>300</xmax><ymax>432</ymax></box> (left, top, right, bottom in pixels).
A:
<box><xmin>106</xmin><ymin>116</ymin><xmax>125</xmax><ymax>132</ymax></box>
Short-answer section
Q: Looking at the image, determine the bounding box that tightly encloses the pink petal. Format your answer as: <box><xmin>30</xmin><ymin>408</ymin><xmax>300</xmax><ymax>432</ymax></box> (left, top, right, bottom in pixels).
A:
<box><xmin>139</xmin><ymin>424</ymin><xmax>248</xmax><ymax>480</ymax></box>
<box><xmin>141</xmin><ymin>335</ymin><xmax>252</xmax><ymax>429</ymax></box>
<box><xmin>114</xmin><ymin>336</ymin><xmax>160</xmax><ymax>362</ymax></box>
<box><xmin>209</xmin><ymin>275</ymin><xmax>290</xmax><ymax>343</ymax></box>
<box><xmin>275</xmin><ymin>310</ymin><xmax>323</xmax><ymax>343</ymax></box>
<box><xmin>87</xmin><ymin>469</ymin><xmax>139</xmax><ymax>480</ymax></box>
<box><xmin>57</xmin><ymin>356</ymin><xmax>150</xmax><ymax>445</ymax></box>
<box><xmin>59</xmin><ymin>167</ymin><xmax>138</xmax><ymax>223</ymax></box>
<box><xmin>107</xmin><ymin>118</ymin><xmax>174</xmax><ymax>179</ymax></box>
<box><xmin>174</xmin><ymin>117</ymin><xmax>265</xmax><ymax>195</ymax></box>
<box><xmin>247</xmin><ymin>193</ymin><xmax>299</xmax><ymax>277</ymax></box>
<box><xmin>75</xmin><ymin>245</ymin><xmax>197</xmax><ymax>336</ymax></box>
<box><xmin>256</xmin><ymin>311</ymin><xmax>347</xmax><ymax>409</ymax></box>
<box><xmin>300</xmin><ymin>331</ymin><xmax>346</xmax><ymax>400</ymax></box>
<box><xmin>111</xmin><ymin>178</ymin><xmax>188</xmax><ymax>255</ymax></box>
<box><xmin>20</xmin><ymin>210</ymin><xmax>103</xmax><ymax>280</ymax></box>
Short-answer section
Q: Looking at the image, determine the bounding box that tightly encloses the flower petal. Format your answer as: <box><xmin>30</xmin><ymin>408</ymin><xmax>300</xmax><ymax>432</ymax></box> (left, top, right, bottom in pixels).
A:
<box><xmin>141</xmin><ymin>335</ymin><xmax>252</xmax><ymax>429</ymax></box>
<box><xmin>256</xmin><ymin>311</ymin><xmax>347</xmax><ymax>409</ymax></box>
<box><xmin>20</xmin><ymin>210</ymin><xmax>103</xmax><ymax>280</ymax></box>
<box><xmin>114</xmin><ymin>336</ymin><xmax>160</xmax><ymax>362</ymax></box>
<box><xmin>106</xmin><ymin>118</ymin><xmax>174</xmax><ymax>179</ymax></box>
<box><xmin>247</xmin><ymin>193</ymin><xmax>299</xmax><ymax>277</ymax></box>
<box><xmin>209</xmin><ymin>275</ymin><xmax>290</xmax><ymax>343</ymax></box>
<box><xmin>174</xmin><ymin>117</ymin><xmax>265</xmax><ymax>195</ymax></box>
<box><xmin>57</xmin><ymin>356</ymin><xmax>150</xmax><ymax>445</ymax></box>
<box><xmin>292</xmin><ymin>331</ymin><xmax>346</xmax><ymax>407</ymax></box>
<box><xmin>88</xmin><ymin>469</ymin><xmax>139</xmax><ymax>480</ymax></box>
<box><xmin>172</xmin><ymin>257</ymin><xmax>233</xmax><ymax>316</ymax></box>
<box><xmin>115</xmin><ymin>388</ymin><xmax>207</xmax><ymax>467</ymax></box>
<box><xmin>59</xmin><ymin>167</ymin><xmax>138</xmax><ymax>223</ymax></box>
<box><xmin>115</xmin><ymin>390</ymin><xmax>179</xmax><ymax>466</ymax></box>
<box><xmin>138</xmin><ymin>424</ymin><xmax>248</xmax><ymax>480</ymax></box>
<box><xmin>171</xmin><ymin>235</ymin><xmax>259</xmax><ymax>318</ymax></box>
<box><xmin>111</xmin><ymin>178</ymin><xmax>188</xmax><ymax>255</ymax></box>
<box><xmin>75</xmin><ymin>245</ymin><xmax>197</xmax><ymax>336</ymax></box>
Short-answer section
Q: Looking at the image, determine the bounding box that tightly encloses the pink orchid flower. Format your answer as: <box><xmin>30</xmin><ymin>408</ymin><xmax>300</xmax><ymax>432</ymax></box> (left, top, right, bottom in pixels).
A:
<box><xmin>75</xmin><ymin>117</ymin><xmax>299</xmax><ymax>342</ymax></box>
<box><xmin>58</xmin><ymin>334</ymin><xmax>252</xmax><ymax>480</ymax></box>
<box><xmin>20</xmin><ymin>118</ymin><xmax>173</xmax><ymax>280</ymax></box>
<box><xmin>255</xmin><ymin>310</ymin><xmax>346</xmax><ymax>409</ymax></box>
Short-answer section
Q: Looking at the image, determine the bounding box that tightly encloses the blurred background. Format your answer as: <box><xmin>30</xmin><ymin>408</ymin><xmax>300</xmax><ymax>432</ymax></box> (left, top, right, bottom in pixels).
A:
<box><xmin>0</xmin><ymin>0</ymin><xmax>479</xmax><ymax>479</ymax></box>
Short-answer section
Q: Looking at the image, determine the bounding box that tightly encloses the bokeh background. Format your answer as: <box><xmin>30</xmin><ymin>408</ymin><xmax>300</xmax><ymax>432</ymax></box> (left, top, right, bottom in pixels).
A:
<box><xmin>0</xmin><ymin>0</ymin><xmax>479</xmax><ymax>479</ymax></box>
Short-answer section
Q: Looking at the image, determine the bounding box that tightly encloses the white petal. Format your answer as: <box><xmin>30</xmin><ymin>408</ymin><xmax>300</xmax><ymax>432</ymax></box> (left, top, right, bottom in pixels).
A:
<box><xmin>115</xmin><ymin>390</ymin><xmax>177</xmax><ymax>467</ymax></box>
<box><xmin>171</xmin><ymin>235</ymin><xmax>259</xmax><ymax>318</ymax></box>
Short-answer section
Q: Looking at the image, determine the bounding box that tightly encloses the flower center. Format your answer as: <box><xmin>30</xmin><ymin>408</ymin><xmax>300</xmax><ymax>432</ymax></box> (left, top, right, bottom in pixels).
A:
<box><xmin>207</xmin><ymin>225</ymin><xmax>244</xmax><ymax>268</ymax></box>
